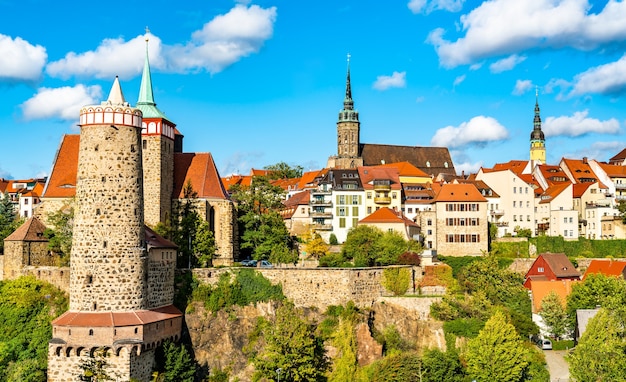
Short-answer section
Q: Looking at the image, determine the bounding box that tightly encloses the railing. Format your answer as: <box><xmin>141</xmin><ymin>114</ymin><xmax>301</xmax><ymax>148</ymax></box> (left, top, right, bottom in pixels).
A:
<box><xmin>373</xmin><ymin>184</ymin><xmax>391</xmax><ymax>191</ymax></box>
<box><xmin>310</xmin><ymin>199</ymin><xmax>332</xmax><ymax>206</ymax></box>
<box><xmin>490</xmin><ymin>209</ymin><xmax>504</xmax><ymax>216</ymax></box>
<box><xmin>495</xmin><ymin>222</ymin><xmax>509</xmax><ymax>227</ymax></box>
<box><xmin>374</xmin><ymin>196</ymin><xmax>392</xmax><ymax>204</ymax></box>
<box><xmin>311</xmin><ymin>189</ymin><xmax>331</xmax><ymax>195</ymax></box>
<box><xmin>309</xmin><ymin>212</ymin><xmax>333</xmax><ymax>218</ymax></box>
<box><xmin>615</xmin><ymin>183</ymin><xmax>626</xmax><ymax>190</ymax></box>
<box><xmin>311</xmin><ymin>224</ymin><xmax>333</xmax><ymax>231</ymax></box>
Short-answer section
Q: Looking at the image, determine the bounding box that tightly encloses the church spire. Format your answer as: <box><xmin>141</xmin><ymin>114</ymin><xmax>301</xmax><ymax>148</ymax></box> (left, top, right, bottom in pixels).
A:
<box><xmin>530</xmin><ymin>86</ymin><xmax>546</xmax><ymax>164</ymax></box>
<box><xmin>344</xmin><ymin>53</ymin><xmax>353</xmax><ymax>110</ymax></box>
<box><xmin>136</xmin><ymin>28</ymin><xmax>167</xmax><ymax>119</ymax></box>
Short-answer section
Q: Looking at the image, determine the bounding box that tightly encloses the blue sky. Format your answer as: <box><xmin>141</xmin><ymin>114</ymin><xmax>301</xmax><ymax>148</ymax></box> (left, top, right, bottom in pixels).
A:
<box><xmin>1</xmin><ymin>0</ymin><xmax>626</xmax><ymax>180</ymax></box>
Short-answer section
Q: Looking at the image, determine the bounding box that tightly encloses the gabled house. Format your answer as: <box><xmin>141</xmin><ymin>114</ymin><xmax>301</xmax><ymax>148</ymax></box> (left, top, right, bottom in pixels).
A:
<box><xmin>358</xmin><ymin>166</ymin><xmax>402</xmax><ymax>214</ymax></box>
<box><xmin>535</xmin><ymin>182</ymin><xmax>578</xmax><ymax>239</ymax></box>
<box><xmin>358</xmin><ymin>207</ymin><xmax>420</xmax><ymax>241</ymax></box>
<box><xmin>281</xmin><ymin>190</ymin><xmax>311</xmax><ymax>235</ymax></box>
<box><xmin>609</xmin><ymin>148</ymin><xmax>626</xmax><ymax>166</ymax></box>
<box><xmin>3</xmin><ymin>217</ymin><xmax>56</xmax><ymax>279</ymax></box>
<box><xmin>524</xmin><ymin>253</ymin><xmax>581</xmax><ymax>289</ymax></box>
<box><xmin>583</xmin><ymin>259</ymin><xmax>626</xmax><ymax>280</ymax></box>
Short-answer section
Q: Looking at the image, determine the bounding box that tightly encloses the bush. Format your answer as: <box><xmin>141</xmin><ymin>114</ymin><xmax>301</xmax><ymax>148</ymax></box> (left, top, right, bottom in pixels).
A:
<box><xmin>319</xmin><ymin>253</ymin><xmax>351</xmax><ymax>267</ymax></box>
<box><xmin>443</xmin><ymin>318</ymin><xmax>485</xmax><ymax>338</ymax></box>
<box><xmin>382</xmin><ymin>268</ymin><xmax>411</xmax><ymax>296</ymax></box>
<box><xmin>397</xmin><ymin>252</ymin><xmax>420</xmax><ymax>266</ymax></box>
<box><xmin>329</xmin><ymin>233</ymin><xmax>339</xmax><ymax>245</ymax></box>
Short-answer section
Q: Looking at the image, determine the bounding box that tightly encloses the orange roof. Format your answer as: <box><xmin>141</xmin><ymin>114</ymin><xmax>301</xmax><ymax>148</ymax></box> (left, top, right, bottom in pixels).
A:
<box><xmin>491</xmin><ymin>160</ymin><xmax>529</xmax><ymax>175</ymax></box>
<box><xmin>52</xmin><ymin>305</ymin><xmax>182</xmax><ymax>327</ymax></box>
<box><xmin>221</xmin><ymin>174</ymin><xmax>252</xmax><ymax>190</ymax></box>
<box><xmin>529</xmin><ymin>279</ymin><xmax>578</xmax><ymax>313</ymax></box>
<box><xmin>435</xmin><ymin>183</ymin><xmax>487</xmax><ymax>202</ymax></box>
<box><xmin>562</xmin><ymin>158</ymin><xmax>598</xmax><ymax>183</ymax></box>
<box><xmin>284</xmin><ymin>190</ymin><xmax>310</xmax><ymax>208</ymax></box>
<box><xmin>357</xmin><ymin>166</ymin><xmax>401</xmax><ymax>190</ymax></box>
<box><xmin>539</xmin><ymin>182</ymin><xmax>570</xmax><ymax>204</ymax></box>
<box><xmin>297</xmin><ymin>169</ymin><xmax>327</xmax><ymax>190</ymax></box>
<box><xmin>173</xmin><ymin>153</ymin><xmax>230</xmax><ymax>199</ymax></box>
<box><xmin>583</xmin><ymin>259</ymin><xmax>626</xmax><ymax>280</ymax></box>
<box><xmin>377</xmin><ymin>161</ymin><xmax>430</xmax><ymax>178</ymax></box>
<box><xmin>250</xmin><ymin>168</ymin><xmax>271</xmax><ymax>177</ymax></box>
<box><xmin>598</xmin><ymin>162</ymin><xmax>626</xmax><ymax>177</ymax></box>
<box><xmin>5</xmin><ymin>216</ymin><xmax>48</xmax><ymax>242</ymax></box>
<box><xmin>572</xmin><ymin>182</ymin><xmax>593</xmax><ymax>198</ymax></box>
<box><xmin>42</xmin><ymin>134</ymin><xmax>80</xmax><ymax>198</ymax></box>
<box><xmin>359</xmin><ymin>207</ymin><xmax>418</xmax><ymax>227</ymax></box>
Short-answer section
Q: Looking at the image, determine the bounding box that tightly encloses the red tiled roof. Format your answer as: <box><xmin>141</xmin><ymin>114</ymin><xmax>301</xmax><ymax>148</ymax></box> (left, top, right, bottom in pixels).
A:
<box><xmin>562</xmin><ymin>158</ymin><xmax>598</xmax><ymax>183</ymax></box>
<box><xmin>297</xmin><ymin>169</ymin><xmax>327</xmax><ymax>190</ymax></box>
<box><xmin>609</xmin><ymin>148</ymin><xmax>626</xmax><ymax>163</ymax></box>
<box><xmin>539</xmin><ymin>182</ymin><xmax>571</xmax><ymax>204</ymax></box>
<box><xmin>359</xmin><ymin>207</ymin><xmax>418</xmax><ymax>227</ymax></box>
<box><xmin>52</xmin><ymin>305</ymin><xmax>182</xmax><ymax>327</ymax></box>
<box><xmin>4</xmin><ymin>216</ymin><xmax>48</xmax><ymax>242</ymax></box>
<box><xmin>583</xmin><ymin>259</ymin><xmax>626</xmax><ymax>280</ymax></box>
<box><xmin>173</xmin><ymin>153</ymin><xmax>229</xmax><ymax>200</ymax></box>
<box><xmin>221</xmin><ymin>174</ymin><xmax>252</xmax><ymax>190</ymax></box>
<box><xmin>435</xmin><ymin>183</ymin><xmax>487</xmax><ymax>202</ymax></box>
<box><xmin>42</xmin><ymin>135</ymin><xmax>80</xmax><ymax>198</ymax></box>
<box><xmin>598</xmin><ymin>162</ymin><xmax>626</xmax><ymax>177</ymax></box>
<box><xmin>492</xmin><ymin>160</ymin><xmax>529</xmax><ymax>175</ymax></box>
<box><xmin>145</xmin><ymin>225</ymin><xmax>177</xmax><ymax>249</ymax></box>
<box><xmin>572</xmin><ymin>182</ymin><xmax>593</xmax><ymax>198</ymax></box>
<box><xmin>539</xmin><ymin>253</ymin><xmax>581</xmax><ymax>278</ymax></box>
<box><xmin>357</xmin><ymin>166</ymin><xmax>401</xmax><ymax>190</ymax></box>
<box><xmin>284</xmin><ymin>190</ymin><xmax>310</xmax><ymax>208</ymax></box>
<box><xmin>377</xmin><ymin>161</ymin><xmax>430</xmax><ymax>178</ymax></box>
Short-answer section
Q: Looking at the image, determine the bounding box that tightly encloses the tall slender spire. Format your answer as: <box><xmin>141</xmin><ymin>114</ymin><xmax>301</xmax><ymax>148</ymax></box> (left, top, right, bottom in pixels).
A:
<box><xmin>530</xmin><ymin>86</ymin><xmax>546</xmax><ymax>164</ymax></box>
<box><xmin>136</xmin><ymin>29</ymin><xmax>167</xmax><ymax>118</ymax></box>
<box><xmin>344</xmin><ymin>53</ymin><xmax>354</xmax><ymax>110</ymax></box>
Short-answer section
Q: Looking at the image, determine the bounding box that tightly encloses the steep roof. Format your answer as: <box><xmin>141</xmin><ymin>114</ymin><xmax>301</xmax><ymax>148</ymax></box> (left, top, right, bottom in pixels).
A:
<box><xmin>572</xmin><ymin>182</ymin><xmax>593</xmax><ymax>198</ymax></box>
<box><xmin>358</xmin><ymin>166</ymin><xmax>401</xmax><ymax>190</ymax></box>
<box><xmin>173</xmin><ymin>153</ymin><xmax>230</xmax><ymax>199</ymax></box>
<box><xmin>359</xmin><ymin>144</ymin><xmax>455</xmax><ymax>177</ymax></box>
<box><xmin>539</xmin><ymin>182</ymin><xmax>571</xmax><ymax>204</ymax></box>
<box><xmin>434</xmin><ymin>183</ymin><xmax>487</xmax><ymax>203</ymax></box>
<box><xmin>359</xmin><ymin>207</ymin><xmax>418</xmax><ymax>227</ymax></box>
<box><xmin>609</xmin><ymin>148</ymin><xmax>626</xmax><ymax>164</ymax></box>
<box><xmin>455</xmin><ymin>179</ymin><xmax>500</xmax><ymax>198</ymax></box>
<box><xmin>492</xmin><ymin>160</ymin><xmax>529</xmax><ymax>175</ymax></box>
<box><xmin>598</xmin><ymin>162</ymin><xmax>626</xmax><ymax>177</ymax></box>
<box><xmin>583</xmin><ymin>259</ymin><xmax>626</xmax><ymax>280</ymax></box>
<box><xmin>539</xmin><ymin>253</ymin><xmax>581</xmax><ymax>278</ymax></box>
<box><xmin>145</xmin><ymin>225</ymin><xmax>177</xmax><ymax>249</ymax></box>
<box><xmin>561</xmin><ymin>158</ymin><xmax>598</xmax><ymax>183</ymax></box>
<box><xmin>42</xmin><ymin>135</ymin><xmax>80</xmax><ymax>198</ymax></box>
<box><xmin>221</xmin><ymin>174</ymin><xmax>252</xmax><ymax>190</ymax></box>
<box><xmin>284</xmin><ymin>190</ymin><xmax>311</xmax><ymax>208</ymax></box>
<box><xmin>5</xmin><ymin>216</ymin><xmax>48</xmax><ymax>242</ymax></box>
<box><xmin>529</xmin><ymin>279</ymin><xmax>577</xmax><ymax>313</ymax></box>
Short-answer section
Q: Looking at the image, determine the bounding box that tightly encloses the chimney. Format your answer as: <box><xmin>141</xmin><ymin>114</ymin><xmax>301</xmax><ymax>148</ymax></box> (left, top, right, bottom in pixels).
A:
<box><xmin>583</xmin><ymin>157</ymin><xmax>588</xmax><ymax>164</ymax></box>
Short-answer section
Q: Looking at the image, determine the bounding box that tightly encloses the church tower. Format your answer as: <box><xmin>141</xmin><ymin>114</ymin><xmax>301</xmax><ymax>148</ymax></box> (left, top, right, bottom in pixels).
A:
<box><xmin>48</xmin><ymin>78</ymin><xmax>182</xmax><ymax>382</ymax></box>
<box><xmin>530</xmin><ymin>88</ymin><xmax>546</xmax><ymax>164</ymax></box>
<box><xmin>137</xmin><ymin>32</ymin><xmax>175</xmax><ymax>227</ymax></box>
<box><xmin>327</xmin><ymin>55</ymin><xmax>363</xmax><ymax>169</ymax></box>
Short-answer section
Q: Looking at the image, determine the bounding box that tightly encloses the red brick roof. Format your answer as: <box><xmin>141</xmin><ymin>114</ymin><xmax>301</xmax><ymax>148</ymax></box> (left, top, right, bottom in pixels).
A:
<box><xmin>4</xmin><ymin>216</ymin><xmax>48</xmax><ymax>242</ymax></box>
<box><xmin>583</xmin><ymin>259</ymin><xmax>626</xmax><ymax>280</ymax></box>
<box><xmin>42</xmin><ymin>135</ymin><xmax>80</xmax><ymax>198</ymax></box>
<box><xmin>173</xmin><ymin>153</ymin><xmax>229</xmax><ymax>199</ymax></box>
<box><xmin>52</xmin><ymin>305</ymin><xmax>182</xmax><ymax>327</ymax></box>
<box><xmin>435</xmin><ymin>183</ymin><xmax>487</xmax><ymax>202</ymax></box>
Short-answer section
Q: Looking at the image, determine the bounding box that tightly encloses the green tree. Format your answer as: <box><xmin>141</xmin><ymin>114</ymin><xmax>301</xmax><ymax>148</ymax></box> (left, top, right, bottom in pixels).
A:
<box><xmin>193</xmin><ymin>220</ymin><xmax>216</xmax><ymax>267</ymax></box>
<box><xmin>568</xmin><ymin>308</ymin><xmax>626</xmax><ymax>381</ymax></box>
<box><xmin>382</xmin><ymin>267</ymin><xmax>411</xmax><ymax>296</ymax></box>
<box><xmin>304</xmin><ymin>234</ymin><xmax>330</xmax><ymax>259</ymax></box>
<box><xmin>43</xmin><ymin>205</ymin><xmax>74</xmax><ymax>263</ymax></box>
<box><xmin>162</xmin><ymin>341</ymin><xmax>195</xmax><ymax>382</ymax></box>
<box><xmin>421</xmin><ymin>348</ymin><xmax>466</xmax><ymax>382</ymax></box>
<box><xmin>539</xmin><ymin>291</ymin><xmax>568</xmax><ymax>340</ymax></box>
<box><xmin>369</xmin><ymin>352</ymin><xmax>424</xmax><ymax>382</ymax></box>
<box><xmin>376</xmin><ymin>230</ymin><xmax>410</xmax><ymax>265</ymax></box>
<box><xmin>566</xmin><ymin>273</ymin><xmax>626</xmax><ymax>332</ymax></box>
<box><xmin>328</xmin><ymin>318</ymin><xmax>358</xmax><ymax>382</ymax></box>
<box><xmin>464</xmin><ymin>310</ymin><xmax>530</xmax><ymax>382</ymax></box>
<box><xmin>78</xmin><ymin>348</ymin><xmax>115</xmax><ymax>381</ymax></box>
<box><xmin>618</xmin><ymin>200</ymin><xmax>626</xmax><ymax>224</ymax></box>
<box><xmin>514</xmin><ymin>226</ymin><xmax>532</xmax><ymax>238</ymax></box>
<box><xmin>0</xmin><ymin>192</ymin><xmax>20</xmax><ymax>254</ymax></box>
<box><xmin>263</xmin><ymin>162</ymin><xmax>304</xmax><ymax>180</ymax></box>
<box><xmin>173</xmin><ymin>180</ymin><xmax>202</xmax><ymax>268</ymax></box>
<box><xmin>341</xmin><ymin>225</ymin><xmax>383</xmax><ymax>267</ymax></box>
<box><xmin>253</xmin><ymin>302</ymin><xmax>328</xmax><ymax>381</ymax></box>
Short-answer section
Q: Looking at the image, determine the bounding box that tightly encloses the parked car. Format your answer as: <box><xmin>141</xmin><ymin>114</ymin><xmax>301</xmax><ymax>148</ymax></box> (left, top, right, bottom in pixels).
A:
<box><xmin>241</xmin><ymin>259</ymin><xmax>257</xmax><ymax>267</ymax></box>
<box><xmin>539</xmin><ymin>338</ymin><xmax>552</xmax><ymax>350</ymax></box>
<box><xmin>259</xmin><ymin>260</ymin><xmax>273</xmax><ymax>268</ymax></box>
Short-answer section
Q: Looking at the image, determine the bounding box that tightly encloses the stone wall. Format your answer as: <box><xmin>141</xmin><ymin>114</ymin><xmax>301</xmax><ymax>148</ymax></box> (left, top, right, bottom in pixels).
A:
<box><xmin>193</xmin><ymin>266</ymin><xmax>420</xmax><ymax>310</ymax></box>
<box><xmin>3</xmin><ymin>240</ymin><xmax>60</xmax><ymax>281</ymax></box>
<box><xmin>23</xmin><ymin>266</ymin><xmax>70</xmax><ymax>293</ymax></box>
<box><xmin>147</xmin><ymin>248</ymin><xmax>176</xmax><ymax>309</ymax></box>
<box><xmin>142</xmin><ymin>134</ymin><xmax>173</xmax><ymax>228</ymax></box>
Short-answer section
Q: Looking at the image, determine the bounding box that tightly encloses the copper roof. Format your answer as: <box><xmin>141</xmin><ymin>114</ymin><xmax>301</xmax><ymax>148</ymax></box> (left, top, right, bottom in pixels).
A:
<box><xmin>42</xmin><ymin>134</ymin><xmax>80</xmax><ymax>198</ymax></box>
<box><xmin>52</xmin><ymin>305</ymin><xmax>182</xmax><ymax>327</ymax></box>
<box><xmin>173</xmin><ymin>153</ymin><xmax>230</xmax><ymax>200</ymax></box>
<box><xmin>4</xmin><ymin>216</ymin><xmax>48</xmax><ymax>242</ymax></box>
<box><xmin>359</xmin><ymin>144</ymin><xmax>455</xmax><ymax>177</ymax></box>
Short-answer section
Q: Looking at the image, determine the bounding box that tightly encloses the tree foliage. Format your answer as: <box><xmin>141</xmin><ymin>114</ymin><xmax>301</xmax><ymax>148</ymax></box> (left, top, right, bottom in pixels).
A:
<box><xmin>193</xmin><ymin>220</ymin><xmax>216</xmax><ymax>267</ymax></box>
<box><xmin>368</xmin><ymin>352</ymin><xmax>424</xmax><ymax>382</ymax></box>
<box><xmin>263</xmin><ymin>162</ymin><xmax>304</xmax><ymax>180</ymax></box>
<box><xmin>304</xmin><ymin>234</ymin><xmax>330</xmax><ymax>259</ymax></box>
<box><xmin>539</xmin><ymin>291</ymin><xmax>568</xmax><ymax>340</ymax></box>
<box><xmin>43</xmin><ymin>205</ymin><xmax>74</xmax><ymax>264</ymax></box>
<box><xmin>568</xmin><ymin>308</ymin><xmax>626</xmax><ymax>381</ymax></box>
<box><xmin>464</xmin><ymin>311</ymin><xmax>530</xmax><ymax>382</ymax></box>
<box><xmin>566</xmin><ymin>273</ymin><xmax>626</xmax><ymax>332</ymax></box>
<box><xmin>0</xmin><ymin>192</ymin><xmax>20</xmax><ymax>254</ymax></box>
<box><xmin>78</xmin><ymin>348</ymin><xmax>115</xmax><ymax>381</ymax></box>
<box><xmin>341</xmin><ymin>226</ymin><xmax>418</xmax><ymax>267</ymax></box>
<box><xmin>382</xmin><ymin>267</ymin><xmax>411</xmax><ymax>296</ymax></box>
<box><xmin>0</xmin><ymin>276</ymin><xmax>68</xmax><ymax>382</ymax></box>
<box><xmin>421</xmin><ymin>348</ymin><xmax>466</xmax><ymax>382</ymax></box>
<box><xmin>253</xmin><ymin>302</ymin><xmax>328</xmax><ymax>382</ymax></box>
<box><xmin>328</xmin><ymin>318</ymin><xmax>358</xmax><ymax>382</ymax></box>
<box><xmin>162</xmin><ymin>341</ymin><xmax>195</xmax><ymax>382</ymax></box>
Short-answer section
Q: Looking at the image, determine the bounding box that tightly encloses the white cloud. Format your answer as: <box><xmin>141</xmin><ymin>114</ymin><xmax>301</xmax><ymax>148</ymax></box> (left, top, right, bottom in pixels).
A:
<box><xmin>0</xmin><ymin>34</ymin><xmax>47</xmax><ymax>82</ymax></box>
<box><xmin>47</xmin><ymin>34</ymin><xmax>162</xmax><ymax>80</ymax></box>
<box><xmin>415</xmin><ymin>96</ymin><xmax>425</xmax><ymax>103</ymax></box>
<box><xmin>220</xmin><ymin>151</ymin><xmax>264</xmax><ymax>177</ymax></box>
<box><xmin>21</xmin><ymin>85</ymin><xmax>102</xmax><ymax>121</ymax></box>
<box><xmin>373</xmin><ymin>71</ymin><xmax>406</xmax><ymax>90</ymax></box>
<box><xmin>490</xmin><ymin>54</ymin><xmax>526</xmax><ymax>73</ymax></box>
<box><xmin>564</xmin><ymin>141</ymin><xmax>626</xmax><ymax>162</ymax></box>
<box><xmin>569</xmin><ymin>54</ymin><xmax>626</xmax><ymax>96</ymax></box>
<box><xmin>408</xmin><ymin>0</ymin><xmax>465</xmax><ymax>14</ymax></box>
<box><xmin>164</xmin><ymin>4</ymin><xmax>277</xmax><ymax>74</ymax></box>
<box><xmin>543</xmin><ymin>110</ymin><xmax>620</xmax><ymax>137</ymax></box>
<box><xmin>431</xmin><ymin>115</ymin><xmax>509</xmax><ymax>148</ymax></box>
<box><xmin>455</xmin><ymin>160</ymin><xmax>483</xmax><ymax>175</ymax></box>
<box><xmin>513</xmin><ymin>79</ymin><xmax>533</xmax><ymax>95</ymax></box>
<box><xmin>46</xmin><ymin>4</ymin><xmax>276</xmax><ymax>78</ymax></box>
<box><xmin>453</xmin><ymin>74</ymin><xmax>465</xmax><ymax>87</ymax></box>
<box><xmin>428</xmin><ymin>0</ymin><xmax>626</xmax><ymax>68</ymax></box>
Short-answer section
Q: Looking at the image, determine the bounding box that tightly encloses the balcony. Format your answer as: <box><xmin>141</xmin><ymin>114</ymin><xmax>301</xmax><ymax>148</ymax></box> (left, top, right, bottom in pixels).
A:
<box><xmin>312</xmin><ymin>224</ymin><xmax>333</xmax><ymax>231</ymax></box>
<box><xmin>373</xmin><ymin>184</ymin><xmax>391</xmax><ymax>192</ymax></box>
<box><xmin>615</xmin><ymin>183</ymin><xmax>626</xmax><ymax>190</ymax></box>
<box><xmin>495</xmin><ymin>222</ymin><xmax>509</xmax><ymax>227</ymax></box>
<box><xmin>311</xmin><ymin>189</ymin><xmax>331</xmax><ymax>195</ymax></box>
<box><xmin>310</xmin><ymin>211</ymin><xmax>333</xmax><ymax>219</ymax></box>
<box><xmin>490</xmin><ymin>209</ymin><xmax>504</xmax><ymax>216</ymax></box>
<box><xmin>374</xmin><ymin>196</ymin><xmax>392</xmax><ymax>204</ymax></box>
<box><xmin>310</xmin><ymin>199</ymin><xmax>332</xmax><ymax>207</ymax></box>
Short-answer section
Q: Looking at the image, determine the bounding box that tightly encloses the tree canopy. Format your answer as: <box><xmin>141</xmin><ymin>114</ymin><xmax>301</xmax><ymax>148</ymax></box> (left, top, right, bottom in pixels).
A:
<box><xmin>539</xmin><ymin>291</ymin><xmax>568</xmax><ymax>340</ymax></box>
<box><xmin>0</xmin><ymin>192</ymin><xmax>20</xmax><ymax>254</ymax></box>
<box><xmin>263</xmin><ymin>162</ymin><xmax>304</xmax><ymax>180</ymax></box>
<box><xmin>339</xmin><ymin>226</ymin><xmax>419</xmax><ymax>267</ymax></box>
<box><xmin>566</xmin><ymin>273</ymin><xmax>626</xmax><ymax>331</ymax></box>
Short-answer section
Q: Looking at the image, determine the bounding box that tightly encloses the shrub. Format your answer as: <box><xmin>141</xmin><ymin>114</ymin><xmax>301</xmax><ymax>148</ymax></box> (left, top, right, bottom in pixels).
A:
<box><xmin>319</xmin><ymin>253</ymin><xmax>351</xmax><ymax>267</ymax></box>
<box><xmin>397</xmin><ymin>252</ymin><xmax>421</xmax><ymax>266</ymax></box>
<box><xmin>382</xmin><ymin>268</ymin><xmax>411</xmax><ymax>296</ymax></box>
<box><xmin>443</xmin><ymin>318</ymin><xmax>485</xmax><ymax>338</ymax></box>
<box><xmin>329</xmin><ymin>233</ymin><xmax>339</xmax><ymax>245</ymax></box>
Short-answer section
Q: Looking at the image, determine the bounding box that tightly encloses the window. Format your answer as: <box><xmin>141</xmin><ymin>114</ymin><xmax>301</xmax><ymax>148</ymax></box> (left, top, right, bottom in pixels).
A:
<box><xmin>527</xmin><ymin>215</ymin><xmax>531</xmax><ymax>221</ymax></box>
<box><xmin>338</xmin><ymin>207</ymin><xmax>347</xmax><ymax>216</ymax></box>
<box><xmin>564</xmin><ymin>230</ymin><xmax>568</xmax><ymax>237</ymax></box>
<box><xmin>392</xmin><ymin>192</ymin><xmax>397</xmax><ymax>199</ymax></box>
<box><xmin>352</xmin><ymin>206</ymin><xmax>358</xmax><ymax>216</ymax></box>
<box><xmin>538</xmin><ymin>267</ymin><xmax>544</xmax><ymax>273</ymax></box>
<box><xmin>339</xmin><ymin>218</ymin><xmax>346</xmax><ymax>228</ymax></box>
<box><xmin>142</xmin><ymin>140</ymin><xmax>147</xmax><ymax>149</ymax></box>
<box><xmin>352</xmin><ymin>218</ymin><xmax>358</xmax><ymax>227</ymax></box>
<box><xmin>514</xmin><ymin>187</ymin><xmax>516</xmax><ymax>194</ymax></box>
<box><xmin>367</xmin><ymin>192</ymin><xmax>372</xmax><ymax>199</ymax></box>
<box><xmin>513</xmin><ymin>201</ymin><xmax>516</xmax><ymax>207</ymax></box>
<box><xmin>352</xmin><ymin>195</ymin><xmax>359</xmax><ymax>205</ymax></box>
<box><xmin>564</xmin><ymin>217</ymin><xmax>568</xmax><ymax>223</ymax></box>
<box><xmin>339</xmin><ymin>195</ymin><xmax>346</xmax><ymax>205</ymax></box>
<box><xmin>407</xmin><ymin>208</ymin><xmax>413</xmax><ymax>213</ymax></box>
<box><xmin>526</xmin><ymin>201</ymin><xmax>530</xmax><ymax>208</ymax></box>
<box><xmin>427</xmin><ymin>230</ymin><xmax>432</xmax><ymax>235</ymax></box>
<box><xmin>525</xmin><ymin>187</ymin><xmax>528</xmax><ymax>194</ymax></box>
<box><xmin>367</xmin><ymin>207</ymin><xmax>372</xmax><ymax>214</ymax></box>
<box><xmin>427</xmin><ymin>219</ymin><xmax>432</xmax><ymax>226</ymax></box>
<box><xmin>569</xmin><ymin>217</ymin><xmax>573</xmax><ymax>223</ymax></box>
<box><xmin>570</xmin><ymin>230</ymin><xmax>574</xmax><ymax>237</ymax></box>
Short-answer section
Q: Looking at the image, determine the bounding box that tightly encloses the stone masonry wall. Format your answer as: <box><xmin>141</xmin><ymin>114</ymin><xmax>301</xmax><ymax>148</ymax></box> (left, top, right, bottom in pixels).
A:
<box><xmin>193</xmin><ymin>266</ymin><xmax>416</xmax><ymax>310</ymax></box>
<box><xmin>147</xmin><ymin>248</ymin><xmax>176</xmax><ymax>309</ymax></box>
<box><xmin>142</xmin><ymin>134</ymin><xmax>173</xmax><ymax>228</ymax></box>
<box><xmin>23</xmin><ymin>266</ymin><xmax>70</xmax><ymax>293</ymax></box>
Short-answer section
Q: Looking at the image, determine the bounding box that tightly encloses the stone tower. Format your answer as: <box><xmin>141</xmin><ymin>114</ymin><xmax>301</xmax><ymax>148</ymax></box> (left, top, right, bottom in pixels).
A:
<box><xmin>48</xmin><ymin>78</ymin><xmax>182</xmax><ymax>382</ymax></box>
<box><xmin>327</xmin><ymin>54</ymin><xmax>364</xmax><ymax>169</ymax></box>
<box><xmin>530</xmin><ymin>88</ymin><xmax>546</xmax><ymax>164</ymax></box>
<box><xmin>137</xmin><ymin>34</ymin><xmax>175</xmax><ymax>227</ymax></box>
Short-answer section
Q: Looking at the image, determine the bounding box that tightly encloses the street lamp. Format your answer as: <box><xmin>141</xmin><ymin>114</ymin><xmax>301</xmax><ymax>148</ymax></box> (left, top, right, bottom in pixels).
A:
<box><xmin>276</xmin><ymin>368</ymin><xmax>282</xmax><ymax>382</ymax></box>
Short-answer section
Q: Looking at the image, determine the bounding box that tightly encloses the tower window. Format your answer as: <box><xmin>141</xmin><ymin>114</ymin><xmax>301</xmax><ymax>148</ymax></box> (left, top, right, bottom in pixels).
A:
<box><xmin>131</xmin><ymin>144</ymin><xmax>136</xmax><ymax>152</ymax></box>
<box><xmin>142</xmin><ymin>140</ymin><xmax>147</xmax><ymax>149</ymax></box>
<box><xmin>96</xmin><ymin>208</ymin><xmax>101</xmax><ymax>215</ymax></box>
<box><xmin>89</xmin><ymin>329</ymin><xmax>94</xmax><ymax>336</ymax></box>
<box><xmin>103</xmin><ymin>241</ymin><xmax>107</xmax><ymax>248</ymax></box>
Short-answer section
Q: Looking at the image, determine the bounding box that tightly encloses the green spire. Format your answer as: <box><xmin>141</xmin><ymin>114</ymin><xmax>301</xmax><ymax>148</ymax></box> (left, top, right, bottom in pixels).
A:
<box><xmin>136</xmin><ymin>31</ymin><xmax>167</xmax><ymax>119</ymax></box>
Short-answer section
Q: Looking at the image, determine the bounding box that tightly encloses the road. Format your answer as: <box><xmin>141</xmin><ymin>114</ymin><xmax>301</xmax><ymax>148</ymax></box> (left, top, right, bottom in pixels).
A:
<box><xmin>544</xmin><ymin>350</ymin><xmax>570</xmax><ymax>382</ymax></box>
